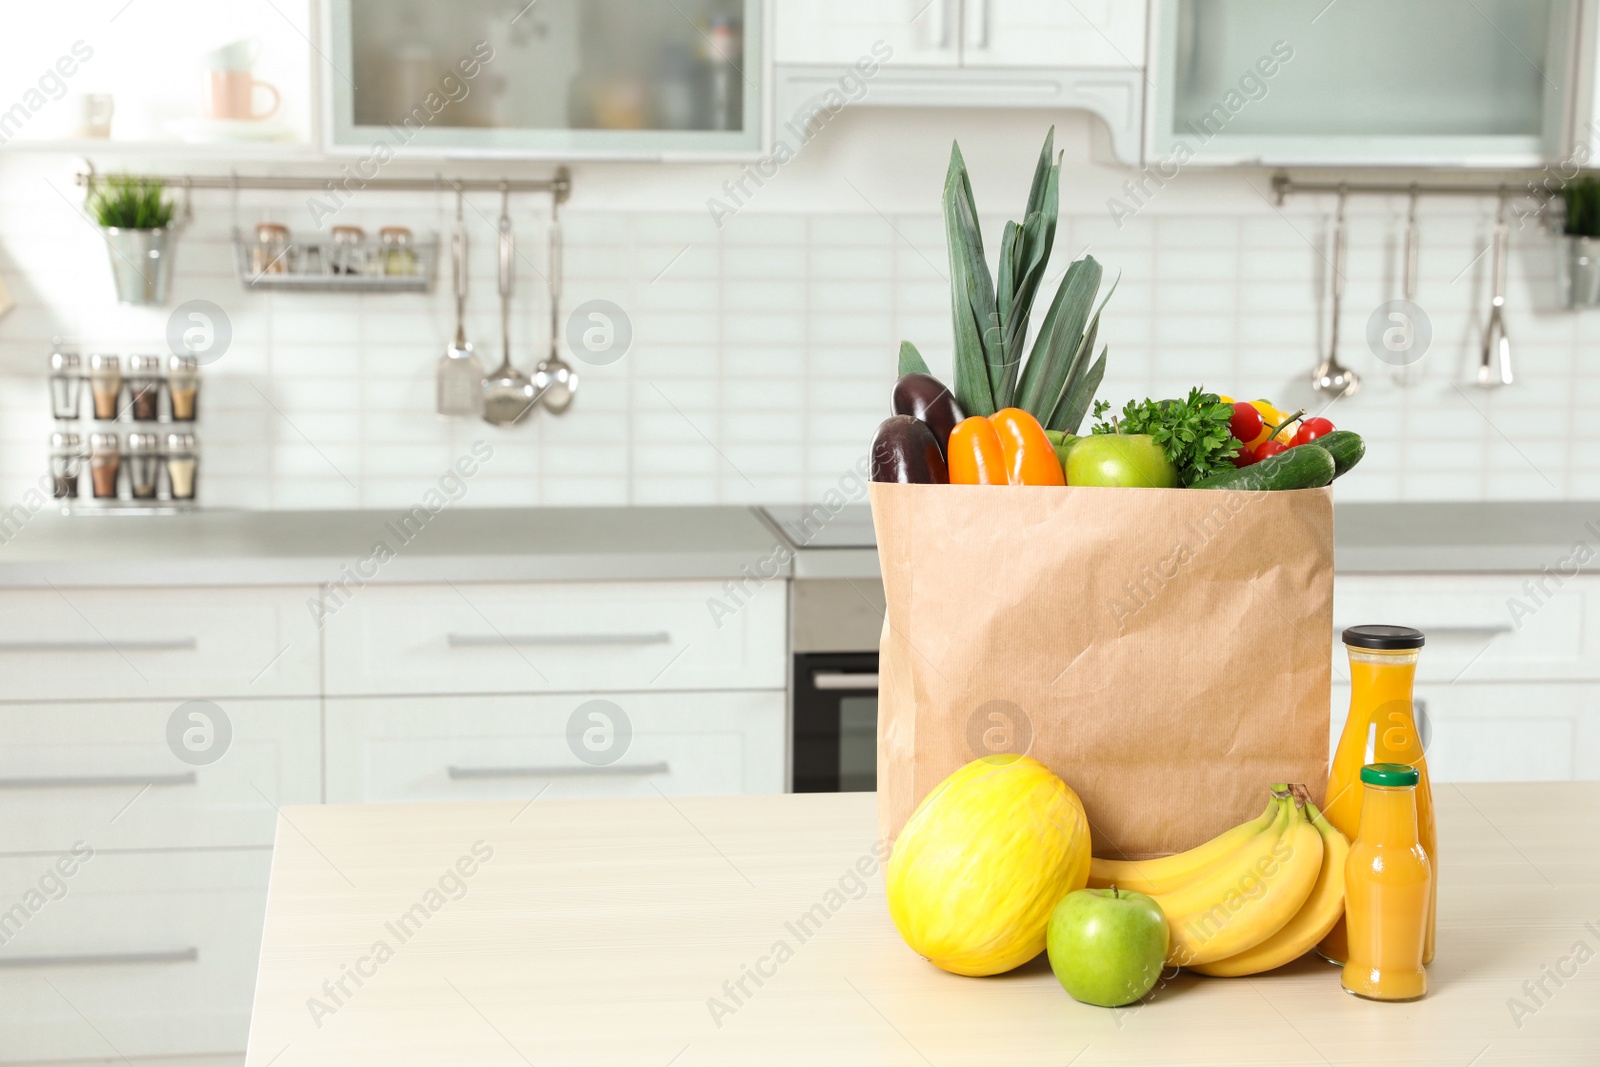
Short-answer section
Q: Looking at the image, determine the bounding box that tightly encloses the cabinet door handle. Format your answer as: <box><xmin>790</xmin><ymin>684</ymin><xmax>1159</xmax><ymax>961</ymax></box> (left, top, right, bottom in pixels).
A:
<box><xmin>0</xmin><ymin>638</ymin><xmax>197</xmax><ymax>653</ymax></box>
<box><xmin>812</xmin><ymin>671</ymin><xmax>880</xmax><ymax>691</ymax></box>
<box><xmin>448</xmin><ymin>763</ymin><xmax>670</xmax><ymax>779</ymax></box>
<box><xmin>0</xmin><ymin>948</ymin><xmax>199</xmax><ymax>969</ymax></box>
<box><xmin>446</xmin><ymin>632</ymin><xmax>671</xmax><ymax>648</ymax></box>
<box><xmin>0</xmin><ymin>772</ymin><xmax>198</xmax><ymax>790</ymax></box>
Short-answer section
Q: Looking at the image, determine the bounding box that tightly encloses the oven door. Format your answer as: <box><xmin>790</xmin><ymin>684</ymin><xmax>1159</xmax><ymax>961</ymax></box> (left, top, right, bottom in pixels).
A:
<box><xmin>791</xmin><ymin>652</ymin><xmax>878</xmax><ymax>792</ymax></box>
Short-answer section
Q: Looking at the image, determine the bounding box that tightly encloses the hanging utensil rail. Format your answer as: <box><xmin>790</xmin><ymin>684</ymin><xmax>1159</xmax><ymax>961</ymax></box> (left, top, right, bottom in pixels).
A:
<box><xmin>1272</xmin><ymin>171</ymin><xmax>1551</xmax><ymax>207</ymax></box>
<box><xmin>75</xmin><ymin>165</ymin><xmax>571</xmax><ymax>201</ymax></box>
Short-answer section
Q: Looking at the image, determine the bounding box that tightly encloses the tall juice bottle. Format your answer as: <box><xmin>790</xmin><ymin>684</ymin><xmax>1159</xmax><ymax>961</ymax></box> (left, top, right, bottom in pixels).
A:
<box><xmin>1319</xmin><ymin>625</ymin><xmax>1434</xmax><ymax>965</ymax></box>
<box><xmin>1342</xmin><ymin>763</ymin><xmax>1432</xmax><ymax>1001</ymax></box>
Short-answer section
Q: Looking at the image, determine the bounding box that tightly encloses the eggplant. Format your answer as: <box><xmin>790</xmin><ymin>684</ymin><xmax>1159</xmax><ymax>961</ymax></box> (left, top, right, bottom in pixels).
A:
<box><xmin>870</xmin><ymin>415</ymin><xmax>948</xmax><ymax>484</ymax></box>
<box><xmin>892</xmin><ymin>373</ymin><xmax>964</xmax><ymax>457</ymax></box>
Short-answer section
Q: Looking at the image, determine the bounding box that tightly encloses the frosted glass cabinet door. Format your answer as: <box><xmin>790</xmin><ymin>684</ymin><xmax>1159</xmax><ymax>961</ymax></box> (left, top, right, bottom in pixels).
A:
<box><xmin>963</xmin><ymin>0</ymin><xmax>1148</xmax><ymax>69</ymax></box>
<box><xmin>326</xmin><ymin>0</ymin><xmax>763</xmax><ymax>157</ymax></box>
<box><xmin>775</xmin><ymin>0</ymin><xmax>960</xmax><ymax>65</ymax></box>
<box><xmin>1149</xmin><ymin>0</ymin><xmax>1576</xmax><ymax>165</ymax></box>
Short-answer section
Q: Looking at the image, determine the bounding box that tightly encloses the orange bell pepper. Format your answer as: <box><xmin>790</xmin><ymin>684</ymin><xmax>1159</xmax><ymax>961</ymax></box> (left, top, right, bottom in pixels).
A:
<box><xmin>948</xmin><ymin>416</ymin><xmax>1007</xmax><ymax>484</ymax></box>
<box><xmin>948</xmin><ymin>409</ymin><xmax>1065</xmax><ymax>486</ymax></box>
<box><xmin>991</xmin><ymin>407</ymin><xmax>1066</xmax><ymax>485</ymax></box>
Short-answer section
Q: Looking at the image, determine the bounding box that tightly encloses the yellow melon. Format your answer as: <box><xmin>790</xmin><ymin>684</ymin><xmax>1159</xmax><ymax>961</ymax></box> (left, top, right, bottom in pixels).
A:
<box><xmin>886</xmin><ymin>755</ymin><xmax>1092</xmax><ymax>976</ymax></box>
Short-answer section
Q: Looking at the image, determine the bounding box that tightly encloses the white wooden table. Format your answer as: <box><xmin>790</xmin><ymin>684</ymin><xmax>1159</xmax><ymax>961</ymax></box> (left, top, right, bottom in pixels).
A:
<box><xmin>245</xmin><ymin>784</ymin><xmax>1600</xmax><ymax>1066</ymax></box>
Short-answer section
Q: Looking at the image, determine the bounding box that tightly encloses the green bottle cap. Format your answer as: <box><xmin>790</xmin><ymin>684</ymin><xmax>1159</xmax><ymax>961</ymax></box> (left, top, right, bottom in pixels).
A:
<box><xmin>1361</xmin><ymin>762</ymin><xmax>1420</xmax><ymax>787</ymax></box>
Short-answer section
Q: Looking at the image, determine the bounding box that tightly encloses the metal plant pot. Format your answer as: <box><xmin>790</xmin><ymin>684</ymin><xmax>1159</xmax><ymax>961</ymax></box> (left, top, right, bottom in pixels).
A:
<box><xmin>1559</xmin><ymin>234</ymin><xmax>1600</xmax><ymax>309</ymax></box>
<box><xmin>102</xmin><ymin>226</ymin><xmax>175</xmax><ymax>305</ymax></box>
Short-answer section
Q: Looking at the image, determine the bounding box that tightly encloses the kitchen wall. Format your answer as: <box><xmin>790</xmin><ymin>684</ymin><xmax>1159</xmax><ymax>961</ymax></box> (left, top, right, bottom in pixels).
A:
<box><xmin>1</xmin><ymin>106</ymin><xmax>1597</xmax><ymax>510</ymax></box>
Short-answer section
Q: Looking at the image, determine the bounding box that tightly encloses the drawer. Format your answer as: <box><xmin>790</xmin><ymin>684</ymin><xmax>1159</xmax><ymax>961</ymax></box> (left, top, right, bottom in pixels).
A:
<box><xmin>0</xmin><ymin>586</ymin><xmax>320</xmax><ymax>701</ymax></box>
<box><xmin>1329</xmin><ymin>682</ymin><xmax>1600</xmax><ymax>782</ymax></box>
<box><xmin>325</xmin><ymin>691</ymin><xmax>785</xmax><ymax>803</ymax></box>
<box><xmin>322</xmin><ymin>580</ymin><xmax>787</xmax><ymax>696</ymax></box>
<box><xmin>1332</xmin><ymin>574</ymin><xmax>1599</xmax><ymax>682</ymax></box>
<box><xmin>0</xmin><ymin>700</ymin><xmax>320</xmax><ymax>853</ymax></box>
<box><xmin>0</xmin><ymin>849</ymin><xmax>269</xmax><ymax>1061</ymax></box>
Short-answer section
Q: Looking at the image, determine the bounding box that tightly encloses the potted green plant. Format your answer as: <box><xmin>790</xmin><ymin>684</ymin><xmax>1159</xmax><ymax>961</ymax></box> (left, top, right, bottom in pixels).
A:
<box><xmin>1559</xmin><ymin>175</ymin><xmax>1600</xmax><ymax>308</ymax></box>
<box><xmin>89</xmin><ymin>175</ymin><xmax>178</xmax><ymax>305</ymax></box>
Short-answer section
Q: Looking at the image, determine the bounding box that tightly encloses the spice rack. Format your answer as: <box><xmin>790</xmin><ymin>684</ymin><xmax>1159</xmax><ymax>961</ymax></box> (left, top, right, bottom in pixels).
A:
<box><xmin>48</xmin><ymin>344</ymin><xmax>202</xmax><ymax>514</ymax></box>
<box><xmin>232</xmin><ymin>227</ymin><xmax>439</xmax><ymax>293</ymax></box>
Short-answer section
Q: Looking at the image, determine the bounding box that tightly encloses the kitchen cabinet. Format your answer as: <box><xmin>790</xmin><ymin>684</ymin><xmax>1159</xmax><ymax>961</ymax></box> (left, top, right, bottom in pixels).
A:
<box><xmin>775</xmin><ymin>0</ymin><xmax>1145</xmax><ymax>68</ymax></box>
<box><xmin>1328</xmin><ymin>573</ymin><xmax>1600</xmax><ymax>782</ymax></box>
<box><xmin>325</xmin><ymin>690</ymin><xmax>786</xmax><ymax>803</ymax></box>
<box><xmin>772</xmin><ymin>0</ymin><xmax>1147</xmax><ymax>163</ymax></box>
<box><xmin>0</xmin><ymin>586</ymin><xmax>320</xmax><ymax>702</ymax></box>
<box><xmin>0</xmin><ymin>699</ymin><xmax>320</xmax><ymax>853</ymax></box>
<box><xmin>962</xmin><ymin>0</ymin><xmax>1147</xmax><ymax>69</ymax></box>
<box><xmin>1148</xmin><ymin>0</ymin><xmax>1580</xmax><ymax>165</ymax></box>
<box><xmin>320</xmin><ymin>580</ymin><xmax>786</xmax><ymax>696</ymax></box>
<box><xmin>0</xmin><ymin>850</ymin><xmax>271</xmax><ymax>1063</ymax></box>
<box><xmin>324</xmin><ymin>0</ymin><xmax>765</xmax><ymax>158</ymax></box>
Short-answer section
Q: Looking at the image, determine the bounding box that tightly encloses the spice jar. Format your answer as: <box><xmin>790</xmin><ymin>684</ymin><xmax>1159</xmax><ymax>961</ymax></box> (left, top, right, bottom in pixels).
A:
<box><xmin>331</xmin><ymin>225</ymin><xmax>367</xmax><ymax>275</ymax></box>
<box><xmin>89</xmin><ymin>432</ymin><xmax>121</xmax><ymax>499</ymax></box>
<box><xmin>125</xmin><ymin>431</ymin><xmax>162</xmax><ymax>500</ymax></box>
<box><xmin>167</xmin><ymin>355</ymin><xmax>199</xmax><ymax>421</ymax></box>
<box><xmin>379</xmin><ymin>226</ymin><xmax>415</xmax><ymax>276</ymax></box>
<box><xmin>49</xmin><ymin>346</ymin><xmax>82</xmax><ymax>420</ymax></box>
<box><xmin>49</xmin><ymin>432</ymin><xmax>84</xmax><ymax>499</ymax></box>
<box><xmin>164</xmin><ymin>431</ymin><xmax>198</xmax><ymax>501</ymax></box>
<box><xmin>127</xmin><ymin>355</ymin><xmax>163</xmax><ymax>421</ymax></box>
<box><xmin>254</xmin><ymin>222</ymin><xmax>291</xmax><ymax>275</ymax></box>
<box><xmin>88</xmin><ymin>353</ymin><xmax>122</xmax><ymax>420</ymax></box>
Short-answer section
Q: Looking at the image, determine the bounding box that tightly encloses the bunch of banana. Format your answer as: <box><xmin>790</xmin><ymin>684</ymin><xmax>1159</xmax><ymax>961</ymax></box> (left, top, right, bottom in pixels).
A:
<box><xmin>1088</xmin><ymin>785</ymin><xmax>1349</xmax><ymax>972</ymax></box>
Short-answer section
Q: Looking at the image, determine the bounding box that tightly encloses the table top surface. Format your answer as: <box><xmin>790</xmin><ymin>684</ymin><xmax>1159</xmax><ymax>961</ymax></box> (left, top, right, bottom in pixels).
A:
<box><xmin>246</xmin><ymin>783</ymin><xmax>1600</xmax><ymax>1066</ymax></box>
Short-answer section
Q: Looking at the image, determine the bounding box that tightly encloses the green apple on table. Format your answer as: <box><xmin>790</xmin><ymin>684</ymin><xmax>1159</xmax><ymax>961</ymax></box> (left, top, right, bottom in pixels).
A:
<box><xmin>1064</xmin><ymin>434</ymin><xmax>1179</xmax><ymax>488</ymax></box>
<box><xmin>1047</xmin><ymin>887</ymin><xmax>1170</xmax><ymax>1008</ymax></box>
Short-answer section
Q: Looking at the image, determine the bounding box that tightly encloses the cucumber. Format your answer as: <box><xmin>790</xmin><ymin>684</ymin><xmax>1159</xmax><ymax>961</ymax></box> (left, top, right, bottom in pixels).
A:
<box><xmin>1315</xmin><ymin>430</ymin><xmax>1365</xmax><ymax>477</ymax></box>
<box><xmin>1190</xmin><ymin>444</ymin><xmax>1336</xmax><ymax>491</ymax></box>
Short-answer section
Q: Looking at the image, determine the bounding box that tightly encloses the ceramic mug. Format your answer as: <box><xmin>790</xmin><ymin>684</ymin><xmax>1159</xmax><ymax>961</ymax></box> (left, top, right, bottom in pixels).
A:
<box><xmin>201</xmin><ymin>69</ymin><xmax>279</xmax><ymax>120</ymax></box>
<box><xmin>68</xmin><ymin>93</ymin><xmax>114</xmax><ymax>138</ymax></box>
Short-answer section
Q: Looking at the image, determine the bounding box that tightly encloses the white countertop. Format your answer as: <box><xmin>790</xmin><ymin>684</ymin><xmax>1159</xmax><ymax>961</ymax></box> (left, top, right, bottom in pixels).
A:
<box><xmin>0</xmin><ymin>506</ymin><xmax>787</xmax><ymax>587</ymax></box>
<box><xmin>243</xmin><ymin>785</ymin><xmax>1600</xmax><ymax>1066</ymax></box>
<box><xmin>0</xmin><ymin>501</ymin><xmax>1592</xmax><ymax>586</ymax></box>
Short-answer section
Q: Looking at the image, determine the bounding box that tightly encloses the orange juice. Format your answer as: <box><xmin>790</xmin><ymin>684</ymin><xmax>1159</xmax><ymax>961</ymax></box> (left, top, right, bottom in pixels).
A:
<box><xmin>1341</xmin><ymin>763</ymin><xmax>1431</xmax><ymax>1001</ymax></box>
<box><xmin>1319</xmin><ymin>625</ymin><xmax>1435</xmax><ymax>965</ymax></box>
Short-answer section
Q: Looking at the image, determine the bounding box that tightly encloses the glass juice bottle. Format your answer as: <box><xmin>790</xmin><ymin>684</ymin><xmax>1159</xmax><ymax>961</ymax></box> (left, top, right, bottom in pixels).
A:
<box><xmin>1342</xmin><ymin>762</ymin><xmax>1432</xmax><ymax>1002</ymax></box>
<box><xmin>1320</xmin><ymin>625</ymin><xmax>1435</xmax><ymax>965</ymax></box>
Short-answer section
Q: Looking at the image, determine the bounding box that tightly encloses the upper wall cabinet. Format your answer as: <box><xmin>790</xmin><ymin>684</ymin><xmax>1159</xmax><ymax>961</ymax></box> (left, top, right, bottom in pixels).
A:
<box><xmin>324</xmin><ymin>0</ymin><xmax>763</xmax><ymax>158</ymax></box>
<box><xmin>773</xmin><ymin>0</ymin><xmax>1149</xmax><ymax>164</ymax></box>
<box><xmin>775</xmin><ymin>0</ymin><xmax>1145</xmax><ymax>68</ymax></box>
<box><xmin>1148</xmin><ymin>0</ymin><xmax>1579</xmax><ymax>166</ymax></box>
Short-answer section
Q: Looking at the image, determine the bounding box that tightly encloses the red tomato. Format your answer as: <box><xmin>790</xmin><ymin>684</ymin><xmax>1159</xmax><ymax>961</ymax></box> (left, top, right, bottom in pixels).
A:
<box><xmin>1229</xmin><ymin>402</ymin><xmax>1264</xmax><ymax>447</ymax></box>
<box><xmin>1232</xmin><ymin>445</ymin><xmax>1256</xmax><ymax>468</ymax></box>
<box><xmin>1290</xmin><ymin>417</ymin><xmax>1335</xmax><ymax>448</ymax></box>
<box><xmin>1255</xmin><ymin>440</ymin><xmax>1289</xmax><ymax>461</ymax></box>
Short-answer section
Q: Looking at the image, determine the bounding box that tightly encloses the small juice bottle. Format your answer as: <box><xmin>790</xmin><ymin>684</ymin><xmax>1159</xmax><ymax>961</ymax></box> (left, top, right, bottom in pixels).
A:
<box><xmin>1342</xmin><ymin>762</ymin><xmax>1432</xmax><ymax>1001</ymax></box>
<box><xmin>1320</xmin><ymin>625</ymin><xmax>1434</xmax><ymax>965</ymax></box>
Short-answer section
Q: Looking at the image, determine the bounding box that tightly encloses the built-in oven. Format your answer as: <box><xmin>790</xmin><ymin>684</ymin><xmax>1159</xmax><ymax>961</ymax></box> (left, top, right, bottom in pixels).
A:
<box><xmin>791</xmin><ymin>651</ymin><xmax>878</xmax><ymax>792</ymax></box>
<box><xmin>757</xmin><ymin>505</ymin><xmax>884</xmax><ymax>794</ymax></box>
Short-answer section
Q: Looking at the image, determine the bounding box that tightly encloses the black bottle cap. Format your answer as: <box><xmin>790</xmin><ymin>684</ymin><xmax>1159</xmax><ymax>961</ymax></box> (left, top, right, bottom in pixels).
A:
<box><xmin>1342</xmin><ymin>624</ymin><xmax>1425</xmax><ymax>650</ymax></box>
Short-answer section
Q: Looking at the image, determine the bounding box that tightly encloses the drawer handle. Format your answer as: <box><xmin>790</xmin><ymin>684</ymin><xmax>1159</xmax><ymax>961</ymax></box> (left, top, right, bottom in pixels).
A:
<box><xmin>0</xmin><ymin>772</ymin><xmax>198</xmax><ymax>790</ymax></box>
<box><xmin>0</xmin><ymin>948</ymin><xmax>199</xmax><ymax>968</ymax></box>
<box><xmin>0</xmin><ymin>638</ymin><xmax>198</xmax><ymax>653</ymax></box>
<box><xmin>446</xmin><ymin>632</ymin><xmax>671</xmax><ymax>648</ymax></box>
<box><xmin>812</xmin><ymin>671</ymin><xmax>879</xmax><ymax>691</ymax></box>
<box><xmin>448</xmin><ymin>762</ymin><xmax>670</xmax><ymax>779</ymax></box>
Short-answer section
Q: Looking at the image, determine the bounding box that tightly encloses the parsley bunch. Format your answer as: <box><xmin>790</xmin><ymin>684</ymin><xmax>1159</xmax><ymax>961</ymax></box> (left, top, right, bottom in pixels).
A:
<box><xmin>1092</xmin><ymin>387</ymin><xmax>1240</xmax><ymax>486</ymax></box>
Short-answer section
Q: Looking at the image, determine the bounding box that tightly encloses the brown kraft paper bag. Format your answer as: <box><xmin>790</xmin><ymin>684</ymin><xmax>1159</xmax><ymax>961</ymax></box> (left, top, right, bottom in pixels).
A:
<box><xmin>872</xmin><ymin>481</ymin><xmax>1333</xmax><ymax>860</ymax></box>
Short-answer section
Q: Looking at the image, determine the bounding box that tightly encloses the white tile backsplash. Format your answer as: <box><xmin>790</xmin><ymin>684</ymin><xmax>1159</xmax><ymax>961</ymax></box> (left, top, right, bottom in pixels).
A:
<box><xmin>2</xmin><ymin>146</ymin><xmax>1599</xmax><ymax>510</ymax></box>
